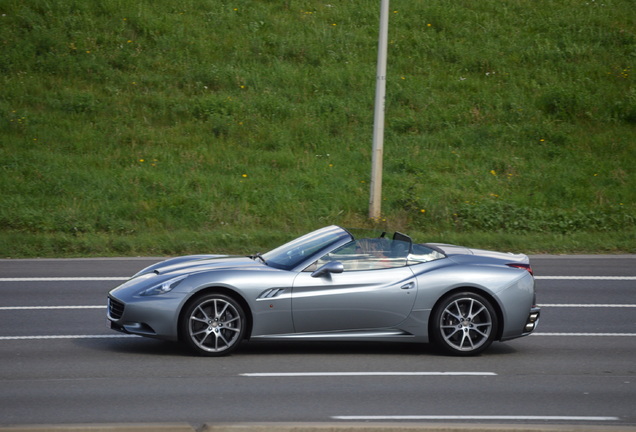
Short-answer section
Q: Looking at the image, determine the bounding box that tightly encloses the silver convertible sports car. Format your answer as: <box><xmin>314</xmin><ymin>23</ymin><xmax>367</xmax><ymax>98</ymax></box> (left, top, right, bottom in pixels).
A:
<box><xmin>107</xmin><ymin>225</ymin><xmax>540</xmax><ymax>356</ymax></box>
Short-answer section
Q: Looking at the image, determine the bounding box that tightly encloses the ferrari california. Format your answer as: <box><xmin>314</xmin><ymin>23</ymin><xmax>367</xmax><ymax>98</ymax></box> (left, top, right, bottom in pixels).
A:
<box><xmin>107</xmin><ymin>225</ymin><xmax>540</xmax><ymax>356</ymax></box>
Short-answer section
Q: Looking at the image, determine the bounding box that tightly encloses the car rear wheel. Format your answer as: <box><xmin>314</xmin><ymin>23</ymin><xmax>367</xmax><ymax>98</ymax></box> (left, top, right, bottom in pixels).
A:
<box><xmin>181</xmin><ymin>293</ymin><xmax>245</xmax><ymax>356</ymax></box>
<box><xmin>431</xmin><ymin>292</ymin><xmax>498</xmax><ymax>356</ymax></box>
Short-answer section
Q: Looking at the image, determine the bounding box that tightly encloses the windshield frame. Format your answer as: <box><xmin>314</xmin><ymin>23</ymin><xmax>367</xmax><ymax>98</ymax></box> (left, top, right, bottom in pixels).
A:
<box><xmin>262</xmin><ymin>225</ymin><xmax>353</xmax><ymax>271</ymax></box>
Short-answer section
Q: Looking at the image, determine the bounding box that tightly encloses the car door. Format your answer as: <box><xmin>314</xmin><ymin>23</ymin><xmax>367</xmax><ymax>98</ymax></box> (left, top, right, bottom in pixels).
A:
<box><xmin>291</xmin><ymin>265</ymin><xmax>417</xmax><ymax>333</ymax></box>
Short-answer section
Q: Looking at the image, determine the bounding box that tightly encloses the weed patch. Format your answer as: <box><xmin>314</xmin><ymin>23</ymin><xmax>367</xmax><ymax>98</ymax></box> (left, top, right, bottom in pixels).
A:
<box><xmin>0</xmin><ymin>0</ymin><xmax>634</xmax><ymax>256</ymax></box>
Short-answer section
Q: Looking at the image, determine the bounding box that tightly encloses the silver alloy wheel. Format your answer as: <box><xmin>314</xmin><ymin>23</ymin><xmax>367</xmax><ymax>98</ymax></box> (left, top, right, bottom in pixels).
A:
<box><xmin>437</xmin><ymin>293</ymin><xmax>497</xmax><ymax>354</ymax></box>
<box><xmin>186</xmin><ymin>295</ymin><xmax>243</xmax><ymax>355</ymax></box>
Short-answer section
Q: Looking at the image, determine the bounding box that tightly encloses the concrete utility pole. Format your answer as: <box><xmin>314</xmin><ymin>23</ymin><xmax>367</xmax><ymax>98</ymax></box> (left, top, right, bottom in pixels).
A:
<box><xmin>369</xmin><ymin>0</ymin><xmax>389</xmax><ymax>220</ymax></box>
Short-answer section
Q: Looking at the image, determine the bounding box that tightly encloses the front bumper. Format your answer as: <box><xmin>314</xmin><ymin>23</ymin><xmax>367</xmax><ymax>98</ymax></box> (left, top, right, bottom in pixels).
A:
<box><xmin>107</xmin><ymin>294</ymin><xmax>182</xmax><ymax>341</ymax></box>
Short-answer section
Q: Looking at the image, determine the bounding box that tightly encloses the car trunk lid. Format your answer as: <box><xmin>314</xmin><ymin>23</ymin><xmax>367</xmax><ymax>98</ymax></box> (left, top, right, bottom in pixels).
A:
<box><xmin>426</xmin><ymin>243</ymin><xmax>529</xmax><ymax>264</ymax></box>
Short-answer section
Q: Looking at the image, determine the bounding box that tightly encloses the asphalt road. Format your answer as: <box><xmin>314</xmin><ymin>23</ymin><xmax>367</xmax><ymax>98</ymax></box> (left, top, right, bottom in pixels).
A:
<box><xmin>0</xmin><ymin>255</ymin><xmax>634</xmax><ymax>428</ymax></box>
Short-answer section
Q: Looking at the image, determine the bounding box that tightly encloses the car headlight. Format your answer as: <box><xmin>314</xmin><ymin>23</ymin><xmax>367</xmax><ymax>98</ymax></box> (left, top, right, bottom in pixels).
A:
<box><xmin>140</xmin><ymin>275</ymin><xmax>188</xmax><ymax>296</ymax></box>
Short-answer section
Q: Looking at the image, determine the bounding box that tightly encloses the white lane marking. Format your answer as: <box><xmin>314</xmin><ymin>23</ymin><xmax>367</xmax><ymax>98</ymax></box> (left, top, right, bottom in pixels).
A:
<box><xmin>4</xmin><ymin>304</ymin><xmax>634</xmax><ymax>311</ymax></box>
<box><xmin>535</xmin><ymin>276</ymin><xmax>636</xmax><ymax>280</ymax></box>
<box><xmin>332</xmin><ymin>415</ymin><xmax>619</xmax><ymax>421</ymax></box>
<box><xmin>0</xmin><ymin>306</ymin><xmax>106</xmax><ymax>310</ymax></box>
<box><xmin>1</xmin><ymin>276</ymin><xmax>633</xmax><ymax>282</ymax></box>
<box><xmin>2</xmin><ymin>333</ymin><xmax>635</xmax><ymax>340</ymax></box>
<box><xmin>0</xmin><ymin>277</ymin><xmax>129</xmax><ymax>281</ymax></box>
<box><xmin>242</xmin><ymin>372</ymin><xmax>496</xmax><ymax>377</ymax></box>
<box><xmin>533</xmin><ymin>333</ymin><xmax>636</xmax><ymax>337</ymax></box>
<box><xmin>539</xmin><ymin>304</ymin><xmax>636</xmax><ymax>307</ymax></box>
<box><xmin>0</xmin><ymin>334</ymin><xmax>139</xmax><ymax>340</ymax></box>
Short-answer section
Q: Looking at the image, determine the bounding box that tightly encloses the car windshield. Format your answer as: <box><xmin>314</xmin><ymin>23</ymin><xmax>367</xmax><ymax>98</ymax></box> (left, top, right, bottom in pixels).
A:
<box><xmin>263</xmin><ymin>225</ymin><xmax>352</xmax><ymax>270</ymax></box>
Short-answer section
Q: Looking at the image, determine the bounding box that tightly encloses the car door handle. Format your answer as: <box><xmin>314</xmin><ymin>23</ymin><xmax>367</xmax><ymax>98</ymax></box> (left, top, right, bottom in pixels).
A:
<box><xmin>401</xmin><ymin>282</ymin><xmax>415</xmax><ymax>290</ymax></box>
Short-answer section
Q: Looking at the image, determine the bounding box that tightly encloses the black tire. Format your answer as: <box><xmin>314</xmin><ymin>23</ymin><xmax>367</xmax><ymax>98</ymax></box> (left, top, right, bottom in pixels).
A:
<box><xmin>431</xmin><ymin>291</ymin><xmax>498</xmax><ymax>356</ymax></box>
<box><xmin>180</xmin><ymin>293</ymin><xmax>246</xmax><ymax>356</ymax></box>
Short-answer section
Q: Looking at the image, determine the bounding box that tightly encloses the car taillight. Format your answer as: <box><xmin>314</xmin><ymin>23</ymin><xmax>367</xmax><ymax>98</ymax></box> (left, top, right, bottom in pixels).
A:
<box><xmin>507</xmin><ymin>263</ymin><xmax>534</xmax><ymax>276</ymax></box>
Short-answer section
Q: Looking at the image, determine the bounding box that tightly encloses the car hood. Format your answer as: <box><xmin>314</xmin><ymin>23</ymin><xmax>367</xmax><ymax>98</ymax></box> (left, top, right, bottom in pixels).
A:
<box><xmin>427</xmin><ymin>243</ymin><xmax>529</xmax><ymax>264</ymax></box>
<box><xmin>134</xmin><ymin>255</ymin><xmax>265</xmax><ymax>278</ymax></box>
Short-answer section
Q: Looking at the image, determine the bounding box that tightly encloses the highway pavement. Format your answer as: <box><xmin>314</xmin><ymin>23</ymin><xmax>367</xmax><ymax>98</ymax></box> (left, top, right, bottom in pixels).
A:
<box><xmin>0</xmin><ymin>255</ymin><xmax>634</xmax><ymax>430</ymax></box>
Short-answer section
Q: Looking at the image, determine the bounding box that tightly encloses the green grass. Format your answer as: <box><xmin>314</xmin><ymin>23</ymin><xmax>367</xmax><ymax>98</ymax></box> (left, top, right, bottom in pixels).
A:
<box><xmin>1</xmin><ymin>0</ymin><xmax>635</xmax><ymax>257</ymax></box>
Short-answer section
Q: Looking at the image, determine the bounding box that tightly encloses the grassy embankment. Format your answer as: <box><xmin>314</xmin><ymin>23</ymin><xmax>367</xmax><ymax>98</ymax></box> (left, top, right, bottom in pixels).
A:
<box><xmin>1</xmin><ymin>0</ymin><xmax>634</xmax><ymax>257</ymax></box>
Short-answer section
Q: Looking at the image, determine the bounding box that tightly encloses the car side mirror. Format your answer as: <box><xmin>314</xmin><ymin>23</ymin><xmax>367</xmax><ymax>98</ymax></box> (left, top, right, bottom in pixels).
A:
<box><xmin>311</xmin><ymin>261</ymin><xmax>344</xmax><ymax>278</ymax></box>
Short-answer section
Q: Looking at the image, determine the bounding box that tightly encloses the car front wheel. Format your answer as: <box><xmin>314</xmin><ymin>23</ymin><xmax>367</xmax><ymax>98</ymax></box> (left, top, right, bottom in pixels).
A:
<box><xmin>431</xmin><ymin>292</ymin><xmax>498</xmax><ymax>356</ymax></box>
<box><xmin>181</xmin><ymin>293</ymin><xmax>245</xmax><ymax>356</ymax></box>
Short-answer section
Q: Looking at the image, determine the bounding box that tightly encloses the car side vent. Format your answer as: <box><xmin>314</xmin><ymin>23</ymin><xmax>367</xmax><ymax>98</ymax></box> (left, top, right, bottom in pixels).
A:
<box><xmin>258</xmin><ymin>288</ymin><xmax>287</xmax><ymax>299</ymax></box>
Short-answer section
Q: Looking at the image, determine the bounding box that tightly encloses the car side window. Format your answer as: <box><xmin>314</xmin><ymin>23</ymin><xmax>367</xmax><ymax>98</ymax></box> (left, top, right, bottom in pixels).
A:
<box><xmin>311</xmin><ymin>238</ymin><xmax>409</xmax><ymax>271</ymax></box>
<box><xmin>408</xmin><ymin>244</ymin><xmax>446</xmax><ymax>263</ymax></box>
